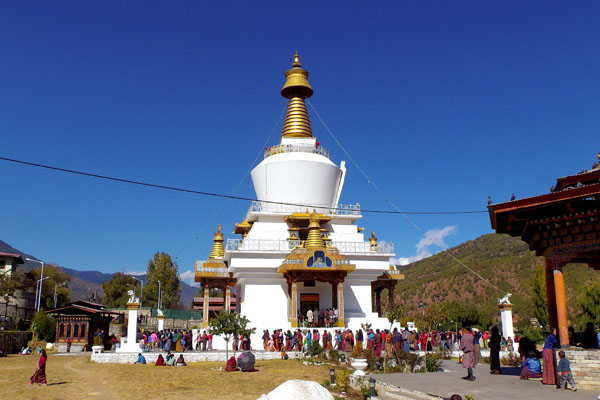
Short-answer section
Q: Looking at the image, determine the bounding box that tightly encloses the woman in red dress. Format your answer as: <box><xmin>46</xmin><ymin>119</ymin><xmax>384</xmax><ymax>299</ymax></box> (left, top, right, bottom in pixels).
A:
<box><xmin>30</xmin><ymin>349</ymin><xmax>47</xmax><ymax>385</ymax></box>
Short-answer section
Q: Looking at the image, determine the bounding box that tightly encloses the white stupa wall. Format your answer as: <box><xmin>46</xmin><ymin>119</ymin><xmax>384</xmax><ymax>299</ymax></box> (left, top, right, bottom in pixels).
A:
<box><xmin>251</xmin><ymin>152</ymin><xmax>343</xmax><ymax>209</ymax></box>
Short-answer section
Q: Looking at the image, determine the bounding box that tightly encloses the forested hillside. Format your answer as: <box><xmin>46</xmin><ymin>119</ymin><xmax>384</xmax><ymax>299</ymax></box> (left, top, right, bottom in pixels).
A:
<box><xmin>392</xmin><ymin>233</ymin><xmax>600</xmax><ymax>328</ymax></box>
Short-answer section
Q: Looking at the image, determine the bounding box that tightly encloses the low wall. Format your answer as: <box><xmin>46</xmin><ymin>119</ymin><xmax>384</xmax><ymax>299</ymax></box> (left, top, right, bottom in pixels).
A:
<box><xmin>560</xmin><ymin>348</ymin><xmax>600</xmax><ymax>391</ymax></box>
<box><xmin>0</xmin><ymin>331</ymin><xmax>33</xmax><ymax>353</ymax></box>
<box><xmin>91</xmin><ymin>350</ymin><xmax>297</xmax><ymax>364</ymax></box>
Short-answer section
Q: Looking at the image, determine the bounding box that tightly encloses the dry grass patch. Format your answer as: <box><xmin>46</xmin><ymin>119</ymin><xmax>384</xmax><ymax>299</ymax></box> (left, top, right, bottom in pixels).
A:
<box><xmin>0</xmin><ymin>354</ymin><xmax>333</xmax><ymax>400</ymax></box>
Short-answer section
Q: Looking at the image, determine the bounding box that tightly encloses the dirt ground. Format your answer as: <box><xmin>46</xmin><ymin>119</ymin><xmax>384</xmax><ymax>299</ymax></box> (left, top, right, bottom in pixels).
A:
<box><xmin>0</xmin><ymin>354</ymin><xmax>332</xmax><ymax>400</ymax></box>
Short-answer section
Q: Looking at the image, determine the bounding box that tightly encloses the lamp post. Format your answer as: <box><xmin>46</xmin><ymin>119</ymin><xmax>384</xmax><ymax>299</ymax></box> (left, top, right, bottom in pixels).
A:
<box><xmin>35</xmin><ymin>276</ymin><xmax>50</xmax><ymax>312</ymax></box>
<box><xmin>157</xmin><ymin>279</ymin><xmax>161</xmax><ymax>310</ymax></box>
<box><xmin>26</xmin><ymin>258</ymin><xmax>44</xmax><ymax>312</ymax></box>
<box><xmin>54</xmin><ymin>282</ymin><xmax>67</xmax><ymax>308</ymax></box>
<box><xmin>329</xmin><ymin>368</ymin><xmax>336</xmax><ymax>386</ymax></box>
<box><xmin>131</xmin><ymin>276</ymin><xmax>143</xmax><ymax>306</ymax></box>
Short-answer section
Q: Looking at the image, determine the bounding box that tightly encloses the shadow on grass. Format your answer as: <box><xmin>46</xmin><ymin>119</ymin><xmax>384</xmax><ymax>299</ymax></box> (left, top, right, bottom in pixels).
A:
<box><xmin>47</xmin><ymin>382</ymin><xmax>68</xmax><ymax>386</ymax></box>
<box><xmin>500</xmin><ymin>366</ymin><xmax>522</xmax><ymax>376</ymax></box>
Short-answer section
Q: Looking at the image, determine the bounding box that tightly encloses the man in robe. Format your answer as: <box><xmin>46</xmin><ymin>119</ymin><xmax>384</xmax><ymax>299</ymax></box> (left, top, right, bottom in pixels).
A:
<box><xmin>459</xmin><ymin>327</ymin><xmax>476</xmax><ymax>381</ymax></box>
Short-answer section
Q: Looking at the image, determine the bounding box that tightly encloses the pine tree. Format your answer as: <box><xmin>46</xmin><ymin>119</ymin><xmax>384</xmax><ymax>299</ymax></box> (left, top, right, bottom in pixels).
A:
<box><xmin>531</xmin><ymin>264</ymin><xmax>548</xmax><ymax>328</ymax></box>
<box><xmin>144</xmin><ymin>251</ymin><xmax>181</xmax><ymax>309</ymax></box>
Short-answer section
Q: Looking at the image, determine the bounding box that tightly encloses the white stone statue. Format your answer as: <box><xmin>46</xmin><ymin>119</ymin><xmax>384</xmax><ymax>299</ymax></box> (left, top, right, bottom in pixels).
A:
<box><xmin>127</xmin><ymin>289</ymin><xmax>139</xmax><ymax>304</ymax></box>
<box><xmin>157</xmin><ymin>309</ymin><xmax>164</xmax><ymax>316</ymax></box>
<box><xmin>498</xmin><ymin>293</ymin><xmax>512</xmax><ymax>304</ymax></box>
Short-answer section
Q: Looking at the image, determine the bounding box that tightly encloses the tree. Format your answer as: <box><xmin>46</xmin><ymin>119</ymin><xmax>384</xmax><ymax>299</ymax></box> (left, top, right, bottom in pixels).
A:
<box><xmin>209</xmin><ymin>310</ymin><xmax>256</xmax><ymax>360</ymax></box>
<box><xmin>578</xmin><ymin>283</ymin><xmax>600</xmax><ymax>327</ymax></box>
<box><xmin>31</xmin><ymin>311</ymin><xmax>56</xmax><ymax>342</ymax></box>
<box><xmin>29</xmin><ymin>264</ymin><xmax>70</xmax><ymax>310</ymax></box>
<box><xmin>0</xmin><ymin>273</ymin><xmax>17</xmax><ymax>297</ymax></box>
<box><xmin>531</xmin><ymin>264</ymin><xmax>548</xmax><ymax>329</ymax></box>
<box><xmin>102</xmin><ymin>273</ymin><xmax>138</xmax><ymax>308</ymax></box>
<box><xmin>384</xmin><ymin>305</ymin><xmax>403</xmax><ymax>371</ymax></box>
<box><xmin>144</xmin><ymin>252</ymin><xmax>181</xmax><ymax>309</ymax></box>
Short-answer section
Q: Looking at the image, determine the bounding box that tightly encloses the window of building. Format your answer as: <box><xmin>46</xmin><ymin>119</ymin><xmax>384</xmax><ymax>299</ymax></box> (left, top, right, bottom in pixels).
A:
<box><xmin>59</xmin><ymin>323</ymin><xmax>64</xmax><ymax>338</ymax></box>
<box><xmin>66</xmin><ymin>324</ymin><xmax>71</xmax><ymax>338</ymax></box>
<box><xmin>74</xmin><ymin>324</ymin><xmax>79</xmax><ymax>337</ymax></box>
<box><xmin>80</xmin><ymin>324</ymin><xmax>86</xmax><ymax>338</ymax></box>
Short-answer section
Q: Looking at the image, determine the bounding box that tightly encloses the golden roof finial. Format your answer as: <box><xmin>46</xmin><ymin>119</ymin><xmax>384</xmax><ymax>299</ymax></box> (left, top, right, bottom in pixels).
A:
<box><xmin>280</xmin><ymin>52</ymin><xmax>314</xmax><ymax>138</ymax></box>
<box><xmin>596</xmin><ymin>150</ymin><xmax>600</xmax><ymax>169</ymax></box>
<box><xmin>209</xmin><ymin>225</ymin><xmax>225</xmax><ymax>259</ymax></box>
<box><xmin>305</xmin><ymin>209</ymin><xmax>325</xmax><ymax>249</ymax></box>
<box><xmin>369</xmin><ymin>230</ymin><xmax>378</xmax><ymax>251</ymax></box>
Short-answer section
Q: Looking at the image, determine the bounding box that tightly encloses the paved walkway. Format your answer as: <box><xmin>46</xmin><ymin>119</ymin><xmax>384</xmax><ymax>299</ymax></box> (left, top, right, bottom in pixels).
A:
<box><xmin>375</xmin><ymin>360</ymin><xmax>597</xmax><ymax>400</ymax></box>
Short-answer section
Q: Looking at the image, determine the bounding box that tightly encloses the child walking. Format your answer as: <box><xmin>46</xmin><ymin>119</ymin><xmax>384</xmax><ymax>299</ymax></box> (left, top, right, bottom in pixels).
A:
<box><xmin>557</xmin><ymin>350</ymin><xmax>577</xmax><ymax>392</ymax></box>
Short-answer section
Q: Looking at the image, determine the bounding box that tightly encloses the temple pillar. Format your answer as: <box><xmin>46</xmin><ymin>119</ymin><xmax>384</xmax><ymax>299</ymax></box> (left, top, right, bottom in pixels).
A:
<box><xmin>291</xmin><ymin>281</ymin><xmax>298</xmax><ymax>327</ymax></box>
<box><xmin>332</xmin><ymin>280</ymin><xmax>338</xmax><ymax>309</ymax></box>
<box><xmin>545</xmin><ymin>258</ymin><xmax>558</xmax><ymax>330</ymax></box>
<box><xmin>375</xmin><ymin>288</ymin><xmax>382</xmax><ymax>317</ymax></box>
<box><xmin>225</xmin><ymin>284</ymin><xmax>232</xmax><ymax>312</ymax></box>
<box><xmin>202</xmin><ymin>284</ymin><xmax>210</xmax><ymax>329</ymax></box>
<box><xmin>157</xmin><ymin>314</ymin><xmax>165</xmax><ymax>332</ymax></box>
<box><xmin>553</xmin><ymin>265</ymin><xmax>569</xmax><ymax>347</ymax></box>
<box><xmin>388</xmin><ymin>282</ymin><xmax>396</xmax><ymax>310</ymax></box>
<box><xmin>287</xmin><ymin>282</ymin><xmax>291</xmax><ymax>321</ymax></box>
<box><xmin>117</xmin><ymin>301</ymin><xmax>142</xmax><ymax>352</ymax></box>
<box><xmin>337</xmin><ymin>282</ymin><xmax>345</xmax><ymax>327</ymax></box>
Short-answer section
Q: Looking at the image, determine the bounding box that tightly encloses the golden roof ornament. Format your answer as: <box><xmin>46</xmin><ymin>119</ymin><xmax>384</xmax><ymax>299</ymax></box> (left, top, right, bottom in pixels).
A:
<box><xmin>595</xmin><ymin>150</ymin><xmax>600</xmax><ymax>170</ymax></box>
<box><xmin>369</xmin><ymin>230</ymin><xmax>378</xmax><ymax>251</ymax></box>
<box><xmin>208</xmin><ymin>225</ymin><xmax>225</xmax><ymax>259</ymax></box>
<box><xmin>280</xmin><ymin>51</ymin><xmax>314</xmax><ymax>138</ymax></box>
<box><xmin>304</xmin><ymin>210</ymin><xmax>325</xmax><ymax>249</ymax></box>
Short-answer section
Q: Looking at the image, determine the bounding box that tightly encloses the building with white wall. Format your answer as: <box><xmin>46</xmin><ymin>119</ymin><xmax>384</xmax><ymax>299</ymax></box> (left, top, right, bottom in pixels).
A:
<box><xmin>195</xmin><ymin>53</ymin><xmax>403</xmax><ymax>346</ymax></box>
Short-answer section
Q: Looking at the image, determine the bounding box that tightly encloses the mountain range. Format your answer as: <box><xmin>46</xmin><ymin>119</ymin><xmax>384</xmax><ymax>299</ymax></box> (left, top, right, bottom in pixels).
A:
<box><xmin>0</xmin><ymin>239</ymin><xmax>199</xmax><ymax>308</ymax></box>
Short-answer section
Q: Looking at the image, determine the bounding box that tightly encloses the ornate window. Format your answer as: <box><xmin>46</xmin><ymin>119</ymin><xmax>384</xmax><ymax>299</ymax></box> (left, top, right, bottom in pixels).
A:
<box><xmin>59</xmin><ymin>323</ymin><xmax>65</xmax><ymax>338</ymax></box>
<box><xmin>74</xmin><ymin>324</ymin><xmax>79</xmax><ymax>337</ymax></box>
<box><xmin>306</xmin><ymin>250</ymin><xmax>333</xmax><ymax>267</ymax></box>
<box><xmin>80</xmin><ymin>324</ymin><xmax>86</xmax><ymax>338</ymax></box>
<box><xmin>66</xmin><ymin>324</ymin><xmax>71</xmax><ymax>338</ymax></box>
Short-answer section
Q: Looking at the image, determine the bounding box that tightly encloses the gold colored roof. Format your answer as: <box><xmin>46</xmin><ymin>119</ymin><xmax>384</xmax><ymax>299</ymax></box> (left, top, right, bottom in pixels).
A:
<box><xmin>208</xmin><ymin>225</ymin><xmax>225</xmax><ymax>259</ymax></box>
<box><xmin>305</xmin><ymin>210</ymin><xmax>325</xmax><ymax>249</ymax></box>
<box><xmin>280</xmin><ymin>52</ymin><xmax>314</xmax><ymax>138</ymax></box>
<box><xmin>234</xmin><ymin>220</ymin><xmax>253</xmax><ymax>236</ymax></box>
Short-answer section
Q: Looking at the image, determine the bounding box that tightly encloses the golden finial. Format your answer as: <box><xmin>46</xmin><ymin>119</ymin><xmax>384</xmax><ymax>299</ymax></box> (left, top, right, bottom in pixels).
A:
<box><xmin>209</xmin><ymin>225</ymin><xmax>225</xmax><ymax>259</ymax></box>
<box><xmin>280</xmin><ymin>52</ymin><xmax>314</xmax><ymax>138</ymax></box>
<box><xmin>369</xmin><ymin>230</ymin><xmax>378</xmax><ymax>251</ymax></box>
<box><xmin>595</xmin><ymin>150</ymin><xmax>600</xmax><ymax>169</ymax></box>
<box><xmin>305</xmin><ymin>210</ymin><xmax>325</xmax><ymax>248</ymax></box>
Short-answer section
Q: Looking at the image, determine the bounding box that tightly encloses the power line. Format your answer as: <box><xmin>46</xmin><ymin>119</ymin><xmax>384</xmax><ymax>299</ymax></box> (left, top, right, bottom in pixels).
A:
<box><xmin>0</xmin><ymin>155</ymin><xmax>487</xmax><ymax>215</ymax></box>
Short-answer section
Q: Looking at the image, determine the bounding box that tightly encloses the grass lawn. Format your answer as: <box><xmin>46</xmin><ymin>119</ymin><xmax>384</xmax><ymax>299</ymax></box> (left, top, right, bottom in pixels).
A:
<box><xmin>0</xmin><ymin>354</ymin><xmax>334</xmax><ymax>400</ymax></box>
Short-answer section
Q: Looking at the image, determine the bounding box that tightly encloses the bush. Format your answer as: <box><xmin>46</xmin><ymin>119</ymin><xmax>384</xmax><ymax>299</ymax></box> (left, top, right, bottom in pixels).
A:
<box><xmin>31</xmin><ymin>312</ymin><xmax>56</xmax><ymax>342</ymax></box>
<box><xmin>350</xmin><ymin>346</ymin><xmax>368</xmax><ymax>359</ymax></box>
<box><xmin>309</xmin><ymin>341</ymin><xmax>323</xmax><ymax>357</ymax></box>
<box><xmin>425</xmin><ymin>353</ymin><xmax>443</xmax><ymax>372</ymax></box>
<box><xmin>520</xmin><ymin>325</ymin><xmax>544</xmax><ymax>345</ymax></box>
<box><xmin>328</xmin><ymin>349</ymin><xmax>340</xmax><ymax>363</ymax></box>
<box><xmin>334</xmin><ymin>369</ymin><xmax>351</xmax><ymax>392</ymax></box>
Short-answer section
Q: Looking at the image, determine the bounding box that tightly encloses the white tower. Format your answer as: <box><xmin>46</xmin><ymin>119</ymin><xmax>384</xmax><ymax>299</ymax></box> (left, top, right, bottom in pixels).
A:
<box><xmin>250</xmin><ymin>52</ymin><xmax>346</xmax><ymax>212</ymax></box>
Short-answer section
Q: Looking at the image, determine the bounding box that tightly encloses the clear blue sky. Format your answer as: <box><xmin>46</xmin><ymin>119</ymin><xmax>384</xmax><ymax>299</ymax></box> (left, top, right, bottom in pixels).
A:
<box><xmin>1</xmin><ymin>2</ymin><xmax>599</xmax><ymax>285</ymax></box>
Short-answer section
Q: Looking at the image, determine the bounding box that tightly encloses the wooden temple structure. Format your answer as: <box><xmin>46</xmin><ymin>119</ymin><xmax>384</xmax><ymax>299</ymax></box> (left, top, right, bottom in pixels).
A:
<box><xmin>46</xmin><ymin>300</ymin><xmax>119</xmax><ymax>351</ymax></box>
<box><xmin>195</xmin><ymin>226</ymin><xmax>237</xmax><ymax>328</ymax></box>
<box><xmin>488</xmin><ymin>158</ymin><xmax>600</xmax><ymax>346</ymax></box>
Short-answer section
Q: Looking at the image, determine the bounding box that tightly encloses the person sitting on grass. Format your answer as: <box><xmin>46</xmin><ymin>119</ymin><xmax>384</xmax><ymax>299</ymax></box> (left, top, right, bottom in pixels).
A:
<box><xmin>520</xmin><ymin>351</ymin><xmax>542</xmax><ymax>380</ymax></box>
<box><xmin>176</xmin><ymin>354</ymin><xmax>187</xmax><ymax>366</ymax></box>
<box><xmin>134</xmin><ymin>353</ymin><xmax>146</xmax><ymax>364</ymax></box>
<box><xmin>154</xmin><ymin>354</ymin><xmax>165</xmax><ymax>366</ymax></box>
<box><xmin>166</xmin><ymin>352</ymin><xmax>176</xmax><ymax>366</ymax></box>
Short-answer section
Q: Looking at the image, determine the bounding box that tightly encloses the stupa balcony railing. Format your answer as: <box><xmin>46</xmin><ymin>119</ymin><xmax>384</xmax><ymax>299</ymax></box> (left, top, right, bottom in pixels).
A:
<box><xmin>264</xmin><ymin>143</ymin><xmax>330</xmax><ymax>160</ymax></box>
<box><xmin>250</xmin><ymin>201</ymin><xmax>361</xmax><ymax>216</ymax></box>
<box><xmin>225</xmin><ymin>239</ymin><xmax>394</xmax><ymax>255</ymax></box>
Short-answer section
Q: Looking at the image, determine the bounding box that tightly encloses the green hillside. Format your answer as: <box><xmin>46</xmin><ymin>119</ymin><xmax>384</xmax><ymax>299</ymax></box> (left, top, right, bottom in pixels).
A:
<box><xmin>391</xmin><ymin>233</ymin><xmax>600</xmax><ymax>329</ymax></box>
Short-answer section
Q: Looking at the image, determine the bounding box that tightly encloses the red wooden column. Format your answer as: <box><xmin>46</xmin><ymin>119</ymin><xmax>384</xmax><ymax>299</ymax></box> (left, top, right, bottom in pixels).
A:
<box><xmin>544</xmin><ymin>258</ymin><xmax>558</xmax><ymax>330</ymax></box>
<box><xmin>553</xmin><ymin>264</ymin><xmax>569</xmax><ymax>347</ymax></box>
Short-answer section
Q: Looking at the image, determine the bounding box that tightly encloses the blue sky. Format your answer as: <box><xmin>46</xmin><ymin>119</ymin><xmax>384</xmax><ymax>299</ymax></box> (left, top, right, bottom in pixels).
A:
<box><xmin>1</xmin><ymin>2</ymin><xmax>599</xmax><ymax>285</ymax></box>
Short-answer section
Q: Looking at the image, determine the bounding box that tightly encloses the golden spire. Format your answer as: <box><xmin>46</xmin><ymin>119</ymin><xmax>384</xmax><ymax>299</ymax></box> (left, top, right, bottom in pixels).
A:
<box><xmin>304</xmin><ymin>210</ymin><xmax>325</xmax><ymax>249</ymax></box>
<box><xmin>208</xmin><ymin>225</ymin><xmax>225</xmax><ymax>259</ymax></box>
<box><xmin>280</xmin><ymin>52</ymin><xmax>314</xmax><ymax>138</ymax></box>
<box><xmin>369</xmin><ymin>230</ymin><xmax>378</xmax><ymax>251</ymax></box>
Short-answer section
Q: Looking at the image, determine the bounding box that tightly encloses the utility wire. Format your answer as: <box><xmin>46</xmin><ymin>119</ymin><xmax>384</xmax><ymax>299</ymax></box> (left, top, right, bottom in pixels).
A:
<box><xmin>0</xmin><ymin>156</ymin><xmax>486</xmax><ymax>215</ymax></box>
<box><xmin>307</xmin><ymin>99</ymin><xmax>501</xmax><ymax>293</ymax></box>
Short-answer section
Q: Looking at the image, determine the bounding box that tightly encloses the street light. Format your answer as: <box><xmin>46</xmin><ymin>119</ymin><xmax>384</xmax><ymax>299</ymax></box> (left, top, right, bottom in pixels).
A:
<box><xmin>54</xmin><ymin>282</ymin><xmax>67</xmax><ymax>308</ymax></box>
<box><xmin>35</xmin><ymin>276</ymin><xmax>50</xmax><ymax>312</ymax></box>
<box><xmin>26</xmin><ymin>258</ymin><xmax>44</xmax><ymax>312</ymax></box>
<box><xmin>131</xmin><ymin>276</ymin><xmax>143</xmax><ymax>306</ymax></box>
<box><xmin>157</xmin><ymin>279</ymin><xmax>161</xmax><ymax>310</ymax></box>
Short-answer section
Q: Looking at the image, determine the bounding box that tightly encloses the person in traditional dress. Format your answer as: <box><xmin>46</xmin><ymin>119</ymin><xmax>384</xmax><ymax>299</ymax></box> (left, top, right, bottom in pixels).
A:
<box><xmin>176</xmin><ymin>354</ymin><xmax>187</xmax><ymax>366</ymax></box>
<box><xmin>542</xmin><ymin>328</ymin><xmax>560</xmax><ymax>386</ymax></box>
<box><xmin>459</xmin><ymin>327</ymin><xmax>476</xmax><ymax>381</ymax></box>
<box><xmin>520</xmin><ymin>351</ymin><xmax>542</xmax><ymax>380</ymax></box>
<box><xmin>489</xmin><ymin>326</ymin><xmax>501</xmax><ymax>375</ymax></box>
<box><xmin>166</xmin><ymin>352</ymin><xmax>176</xmax><ymax>366</ymax></box>
<box><xmin>155</xmin><ymin>354</ymin><xmax>166</xmax><ymax>366</ymax></box>
<box><xmin>385</xmin><ymin>330</ymin><xmax>394</xmax><ymax>357</ymax></box>
<box><xmin>134</xmin><ymin>353</ymin><xmax>146</xmax><ymax>364</ymax></box>
<box><xmin>356</xmin><ymin>329</ymin><xmax>364</xmax><ymax>351</ymax></box>
<box><xmin>29</xmin><ymin>349</ymin><xmax>47</xmax><ymax>385</ymax></box>
<box><xmin>262</xmin><ymin>330</ymin><xmax>269</xmax><ymax>351</ymax></box>
<box><xmin>374</xmin><ymin>329</ymin><xmax>382</xmax><ymax>358</ymax></box>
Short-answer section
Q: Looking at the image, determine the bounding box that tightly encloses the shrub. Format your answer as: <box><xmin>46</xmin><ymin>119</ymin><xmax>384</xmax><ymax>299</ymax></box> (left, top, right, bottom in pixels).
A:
<box><xmin>350</xmin><ymin>347</ymin><xmax>368</xmax><ymax>359</ymax></box>
<box><xmin>334</xmin><ymin>369</ymin><xmax>351</xmax><ymax>392</ymax></box>
<box><xmin>425</xmin><ymin>353</ymin><xmax>443</xmax><ymax>372</ymax></box>
<box><xmin>328</xmin><ymin>349</ymin><xmax>340</xmax><ymax>362</ymax></box>
<box><xmin>309</xmin><ymin>341</ymin><xmax>323</xmax><ymax>357</ymax></box>
<box><xmin>31</xmin><ymin>312</ymin><xmax>56</xmax><ymax>342</ymax></box>
<box><xmin>520</xmin><ymin>325</ymin><xmax>544</xmax><ymax>345</ymax></box>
